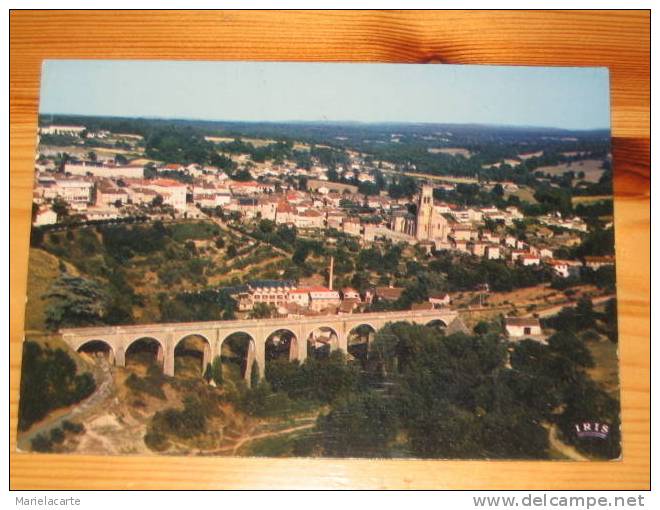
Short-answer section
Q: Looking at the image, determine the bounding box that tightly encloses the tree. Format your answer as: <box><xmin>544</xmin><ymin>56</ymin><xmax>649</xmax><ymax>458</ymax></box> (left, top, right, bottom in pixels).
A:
<box><xmin>151</xmin><ymin>194</ymin><xmax>164</xmax><ymax>208</ymax></box>
<box><xmin>491</xmin><ymin>183</ymin><xmax>505</xmax><ymax>198</ymax></box>
<box><xmin>250</xmin><ymin>360</ymin><xmax>260</xmax><ymax>388</ymax></box>
<box><xmin>114</xmin><ymin>154</ymin><xmax>128</xmax><ymax>165</ymax></box>
<box><xmin>45</xmin><ymin>274</ymin><xmax>110</xmax><ymax>330</ymax></box>
<box><xmin>248</xmin><ymin>302</ymin><xmax>276</xmax><ymax>319</ymax></box>
<box><xmin>51</xmin><ymin>197</ymin><xmax>69</xmax><ymax>219</ymax></box>
<box><xmin>319</xmin><ymin>391</ymin><xmax>399</xmax><ymax>457</ymax></box>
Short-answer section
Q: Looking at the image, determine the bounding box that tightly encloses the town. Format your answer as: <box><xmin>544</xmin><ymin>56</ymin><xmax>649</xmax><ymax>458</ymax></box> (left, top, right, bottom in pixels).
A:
<box><xmin>21</xmin><ymin>116</ymin><xmax>620</xmax><ymax>460</ymax></box>
<box><xmin>32</xmin><ymin>122</ymin><xmax>614</xmax><ymax>331</ymax></box>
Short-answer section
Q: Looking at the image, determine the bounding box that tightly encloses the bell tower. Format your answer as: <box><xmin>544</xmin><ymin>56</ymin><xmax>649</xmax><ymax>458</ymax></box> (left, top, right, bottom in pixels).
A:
<box><xmin>416</xmin><ymin>185</ymin><xmax>434</xmax><ymax>240</ymax></box>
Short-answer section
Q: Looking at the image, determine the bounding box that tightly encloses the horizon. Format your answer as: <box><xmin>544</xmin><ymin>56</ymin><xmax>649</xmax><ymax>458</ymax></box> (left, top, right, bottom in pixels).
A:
<box><xmin>40</xmin><ymin>61</ymin><xmax>611</xmax><ymax>131</ymax></box>
<box><xmin>39</xmin><ymin>113</ymin><xmax>611</xmax><ymax>134</ymax></box>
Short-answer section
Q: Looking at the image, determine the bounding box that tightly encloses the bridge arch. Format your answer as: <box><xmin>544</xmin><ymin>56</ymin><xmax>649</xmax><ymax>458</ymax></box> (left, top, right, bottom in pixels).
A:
<box><xmin>76</xmin><ymin>339</ymin><xmax>116</xmax><ymax>364</ymax></box>
<box><xmin>426</xmin><ymin>318</ymin><xmax>449</xmax><ymax>330</ymax></box>
<box><xmin>220</xmin><ymin>331</ymin><xmax>257</xmax><ymax>385</ymax></box>
<box><xmin>347</xmin><ymin>323</ymin><xmax>377</xmax><ymax>364</ymax></box>
<box><xmin>306</xmin><ymin>325</ymin><xmax>340</xmax><ymax>360</ymax></box>
<box><xmin>124</xmin><ymin>336</ymin><xmax>165</xmax><ymax>371</ymax></box>
<box><xmin>174</xmin><ymin>333</ymin><xmax>212</xmax><ymax>377</ymax></box>
<box><xmin>265</xmin><ymin>328</ymin><xmax>299</xmax><ymax>363</ymax></box>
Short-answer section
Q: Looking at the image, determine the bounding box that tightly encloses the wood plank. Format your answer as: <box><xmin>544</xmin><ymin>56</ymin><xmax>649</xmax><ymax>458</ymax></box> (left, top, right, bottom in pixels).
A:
<box><xmin>9</xmin><ymin>10</ymin><xmax>649</xmax><ymax>489</ymax></box>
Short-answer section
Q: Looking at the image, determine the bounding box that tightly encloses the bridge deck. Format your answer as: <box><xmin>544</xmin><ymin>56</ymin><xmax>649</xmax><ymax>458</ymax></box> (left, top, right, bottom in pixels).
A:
<box><xmin>59</xmin><ymin>309</ymin><xmax>458</xmax><ymax>336</ymax></box>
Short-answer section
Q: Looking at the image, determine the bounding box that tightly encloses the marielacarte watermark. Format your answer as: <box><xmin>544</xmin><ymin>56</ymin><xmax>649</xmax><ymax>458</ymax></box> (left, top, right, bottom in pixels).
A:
<box><xmin>16</xmin><ymin>496</ymin><xmax>81</xmax><ymax>507</ymax></box>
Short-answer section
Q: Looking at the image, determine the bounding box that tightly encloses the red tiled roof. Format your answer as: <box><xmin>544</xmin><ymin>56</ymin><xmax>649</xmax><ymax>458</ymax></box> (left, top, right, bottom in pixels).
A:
<box><xmin>151</xmin><ymin>178</ymin><xmax>185</xmax><ymax>187</ymax></box>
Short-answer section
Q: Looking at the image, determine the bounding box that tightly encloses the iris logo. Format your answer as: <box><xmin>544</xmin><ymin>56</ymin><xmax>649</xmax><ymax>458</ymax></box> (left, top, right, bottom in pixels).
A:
<box><xmin>574</xmin><ymin>422</ymin><xmax>610</xmax><ymax>439</ymax></box>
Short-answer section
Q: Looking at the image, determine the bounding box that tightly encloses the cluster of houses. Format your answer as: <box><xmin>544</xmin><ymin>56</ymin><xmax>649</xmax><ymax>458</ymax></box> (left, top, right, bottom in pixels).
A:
<box><xmin>223</xmin><ymin>279</ymin><xmax>451</xmax><ymax>318</ymax></box>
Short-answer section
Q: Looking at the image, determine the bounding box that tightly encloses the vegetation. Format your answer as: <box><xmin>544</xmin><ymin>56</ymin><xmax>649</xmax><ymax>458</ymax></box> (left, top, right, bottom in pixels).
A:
<box><xmin>19</xmin><ymin>341</ymin><xmax>96</xmax><ymax>431</ymax></box>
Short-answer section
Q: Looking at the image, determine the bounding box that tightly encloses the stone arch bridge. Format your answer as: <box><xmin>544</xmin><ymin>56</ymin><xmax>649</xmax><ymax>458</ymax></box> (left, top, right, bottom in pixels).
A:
<box><xmin>60</xmin><ymin>309</ymin><xmax>460</xmax><ymax>382</ymax></box>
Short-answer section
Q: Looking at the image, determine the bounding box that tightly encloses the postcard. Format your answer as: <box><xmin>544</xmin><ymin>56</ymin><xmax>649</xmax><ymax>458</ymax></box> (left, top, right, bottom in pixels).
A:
<box><xmin>19</xmin><ymin>61</ymin><xmax>619</xmax><ymax>460</ymax></box>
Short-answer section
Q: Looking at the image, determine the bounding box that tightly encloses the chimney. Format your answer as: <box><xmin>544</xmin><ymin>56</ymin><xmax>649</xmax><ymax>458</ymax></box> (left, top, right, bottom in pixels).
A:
<box><xmin>329</xmin><ymin>256</ymin><xmax>334</xmax><ymax>291</ymax></box>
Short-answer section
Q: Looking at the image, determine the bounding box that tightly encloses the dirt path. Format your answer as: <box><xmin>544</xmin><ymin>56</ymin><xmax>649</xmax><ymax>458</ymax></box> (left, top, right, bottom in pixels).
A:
<box><xmin>523</xmin><ymin>294</ymin><xmax>615</xmax><ymax>318</ymax></box>
<box><xmin>547</xmin><ymin>424</ymin><xmax>589</xmax><ymax>461</ymax></box>
<box><xmin>204</xmin><ymin>420</ymin><xmax>316</xmax><ymax>456</ymax></box>
<box><xmin>17</xmin><ymin>357</ymin><xmax>115</xmax><ymax>451</ymax></box>
<box><xmin>230</xmin><ymin>422</ymin><xmax>316</xmax><ymax>455</ymax></box>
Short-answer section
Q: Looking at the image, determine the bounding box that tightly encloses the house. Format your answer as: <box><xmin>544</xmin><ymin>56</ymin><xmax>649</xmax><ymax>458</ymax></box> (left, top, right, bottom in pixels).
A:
<box><xmin>40</xmin><ymin>177</ymin><xmax>94</xmax><ymax>208</ymax></box>
<box><xmin>584</xmin><ymin>255</ymin><xmax>615</xmax><ymax>270</ymax></box>
<box><xmin>64</xmin><ymin>161</ymin><xmax>144</xmax><ymax>179</ymax></box>
<box><xmin>451</xmin><ymin>225</ymin><xmax>475</xmax><ymax>241</ymax></box>
<box><xmin>144</xmin><ymin>179</ymin><xmax>188</xmax><ymax>211</ymax></box>
<box><xmin>521</xmin><ymin>254</ymin><xmax>541</xmax><ymax>266</ymax></box>
<box><xmin>504</xmin><ymin>317</ymin><xmax>543</xmax><ymax>340</ymax></box>
<box><xmin>510</xmin><ymin>250</ymin><xmax>526</xmax><ymax>262</ymax></box>
<box><xmin>294</xmin><ymin>209</ymin><xmax>324</xmax><ymax>229</ymax></box>
<box><xmin>287</xmin><ymin>288</ymin><xmax>311</xmax><ymax>308</ymax></box>
<box><xmin>547</xmin><ymin>259</ymin><xmax>582</xmax><ymax>279</ymax></box>
<box><xmin>428</xmin><ymin>293</ymin><xmax>451</xmax><ymax>308</ymax></box>
<box><xmin>538</xmin><ymin>247</ymin><xmax>554</xmax><ymax>259</ymax></box>
<box><xmin>308</xmin><ymin>287</ymin><xmax>341</xmax><ymax>312</ymax></box>
<box><xmin>342</xmin><ymin>218</ymin><xmax>361</xmax><ymax>237</ymax></box>
<box><xmin>39</xmin><ymin>124</ymin><xmax>86</xmax><ymax>136</ymax></box>
<box><xmin>341</xmin><ymin>288</ymin><xmax>361</xmax><ymax>301</ymax></box>
<box><xmin>339</xmin><ymin>298</ymin><xmax>361</xmax><ymax>314</ymax></box>
<box><xmin>248</xmin><ymin>279</ymin><xmax>297</xmax><ymax>309</ymax></box>
<box><xmin>33</xmin><ymin>206</ymin><xmax>57</xmax><ymax>226</ymax></box>
<box><xmin>453</xmin><ymin>239</ymin><xmax>470</xmax><ymax>253</ymax></box>
<box><xmin>485</xmin><ymin>245</ymin><xmax>501</xmax><ymax>260</ymax></box>
<box><xmin>374</xmin><ymin>286</ymin><xmax>404</xmax><ymax>302</ymax></box>
<box><xmin>161</xmin><ymin>163</ymin><xmax>184</xmax><ymax>172</ymax></box>
<box><xmin>470</xmin><ymin>241</ymin><xmax>488</xmax><ymax>257</ymax></box>
<box><xmin>96</xmin><ymin>180</ymin><xmax>128</xmax><ymax>207</ymax></box>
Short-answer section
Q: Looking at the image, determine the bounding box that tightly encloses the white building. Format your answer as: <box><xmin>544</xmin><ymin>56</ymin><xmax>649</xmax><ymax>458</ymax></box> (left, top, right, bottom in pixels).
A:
<box><xmin>65</xmin><ymin>162</ymin><xmax>144</xmax><ymax>179</ymax></box>
<box><xmin>309</xmin><ymin>287</ymin><xmax>341</xmax><ymax>312</ymax></box>
<box><xmin>143</xmin><ymin>179</ymin><xmax>188</xmax><ymax>211</ymax></box>
<box><xmin>39</xmin><ymin>125</ymin><xmax>86</xmax><ymax>136</ymax></box>
<box><xmin>33</xmin><ymin>207</ymin><xmax>57</xmax><ymax>226</ymax></box>
<box><xmin>547</xmin><ymin>259</ymin><xmax>581</xmax><ymax>278</ymax></box>
<box><xmin>505</xmin><ymin>317</ymin><xmax>543</xmax><ymax>340</ymax></box>
<box><xmin>40</xmin><ymin>178</ymin><xmax>94</xmax><ymax>207</ymax></box>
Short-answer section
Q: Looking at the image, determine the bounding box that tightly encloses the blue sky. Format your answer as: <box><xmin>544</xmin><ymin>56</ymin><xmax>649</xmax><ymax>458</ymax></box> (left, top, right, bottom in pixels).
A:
<box><xmin>40</xmin><ymin>60</ymin><xmax>610</xmax><ymax>130</ymax></box>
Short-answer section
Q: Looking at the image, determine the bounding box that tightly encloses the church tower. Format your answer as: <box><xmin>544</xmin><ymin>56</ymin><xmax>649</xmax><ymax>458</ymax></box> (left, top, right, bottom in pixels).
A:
<box><xmin>415</xmin><ymin>185</ymin><xmax>435</xmax><ymax>240</ymax></box>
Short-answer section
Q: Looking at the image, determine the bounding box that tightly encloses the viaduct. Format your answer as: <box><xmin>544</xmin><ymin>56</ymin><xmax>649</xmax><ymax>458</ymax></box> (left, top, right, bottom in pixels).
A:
<box><xmin>60</xmin><ymin>309</ymin><xmax>461</xmax><ymax>383</ymax></box>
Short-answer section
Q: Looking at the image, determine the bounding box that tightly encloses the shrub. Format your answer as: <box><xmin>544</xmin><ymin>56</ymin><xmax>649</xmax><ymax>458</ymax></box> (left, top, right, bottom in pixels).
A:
<box><xmin>62</xmin><ymin>420</ymin><xmax>85</xmax><ymax>434</ymax></box>
<box><xmin>144</xmin><ymin>430</ymin><xmax>170</xmax><ymax>452</ymax></box>
<box><xmin>31</xmin><ymin>433</ymin><xmax>53</xmax><ymax>452</ymax></box>
<box><xmin>124</xmin><ymin>373</ymin><xmax>166</xmax><ymax>400</ymax></box>
<box><xmin>50</xmin><ymin>427</ymin><xmax>65</xmax><ymax>444</ymax></box>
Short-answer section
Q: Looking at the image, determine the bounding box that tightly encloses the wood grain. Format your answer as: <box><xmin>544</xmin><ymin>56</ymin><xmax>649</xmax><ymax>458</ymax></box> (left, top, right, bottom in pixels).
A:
<box><xmin>9</xmin><ymin>10</ymin><xmax>650</xmax><ymax>489</ymax></box>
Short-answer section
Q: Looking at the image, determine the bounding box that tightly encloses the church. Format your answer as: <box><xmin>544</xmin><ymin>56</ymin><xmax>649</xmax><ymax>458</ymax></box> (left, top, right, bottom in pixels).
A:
<box><xmin>414</xmin><ymin>184</ymin><xmax>451</xmax><ymax>244</ymax></box>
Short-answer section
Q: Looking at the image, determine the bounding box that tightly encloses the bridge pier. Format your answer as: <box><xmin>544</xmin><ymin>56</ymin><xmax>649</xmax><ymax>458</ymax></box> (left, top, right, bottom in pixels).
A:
<box><xmin>163</xmin><ymin>333</ymin><xmax>176</xmax><ymax>377</ymax></box>
<box><xmin>115</xmin><ymin>347</ymin><xmax>125</xmax><ymax>367</ymax></box>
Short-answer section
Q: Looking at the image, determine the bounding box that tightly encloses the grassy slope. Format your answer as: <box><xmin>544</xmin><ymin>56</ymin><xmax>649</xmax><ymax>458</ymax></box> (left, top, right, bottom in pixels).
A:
<box><xmin>24</xmin><ymin>248</ymin><xmax>79</xmax><ymax>332</ymax></box>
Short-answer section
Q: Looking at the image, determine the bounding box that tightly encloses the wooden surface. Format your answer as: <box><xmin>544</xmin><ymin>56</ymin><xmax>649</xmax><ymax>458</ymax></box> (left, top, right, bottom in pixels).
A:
<box><xmin>9</xmin><ymin>10</ymin><xmax>650</xmax><ymax>489</ymax></box>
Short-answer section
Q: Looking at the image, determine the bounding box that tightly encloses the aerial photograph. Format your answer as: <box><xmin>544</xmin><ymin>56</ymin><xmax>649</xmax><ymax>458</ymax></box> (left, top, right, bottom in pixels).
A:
<box><xmin>19</xmin><ymin>61</ymin><xmax>620</xmax><ymax>460</ymax></box>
